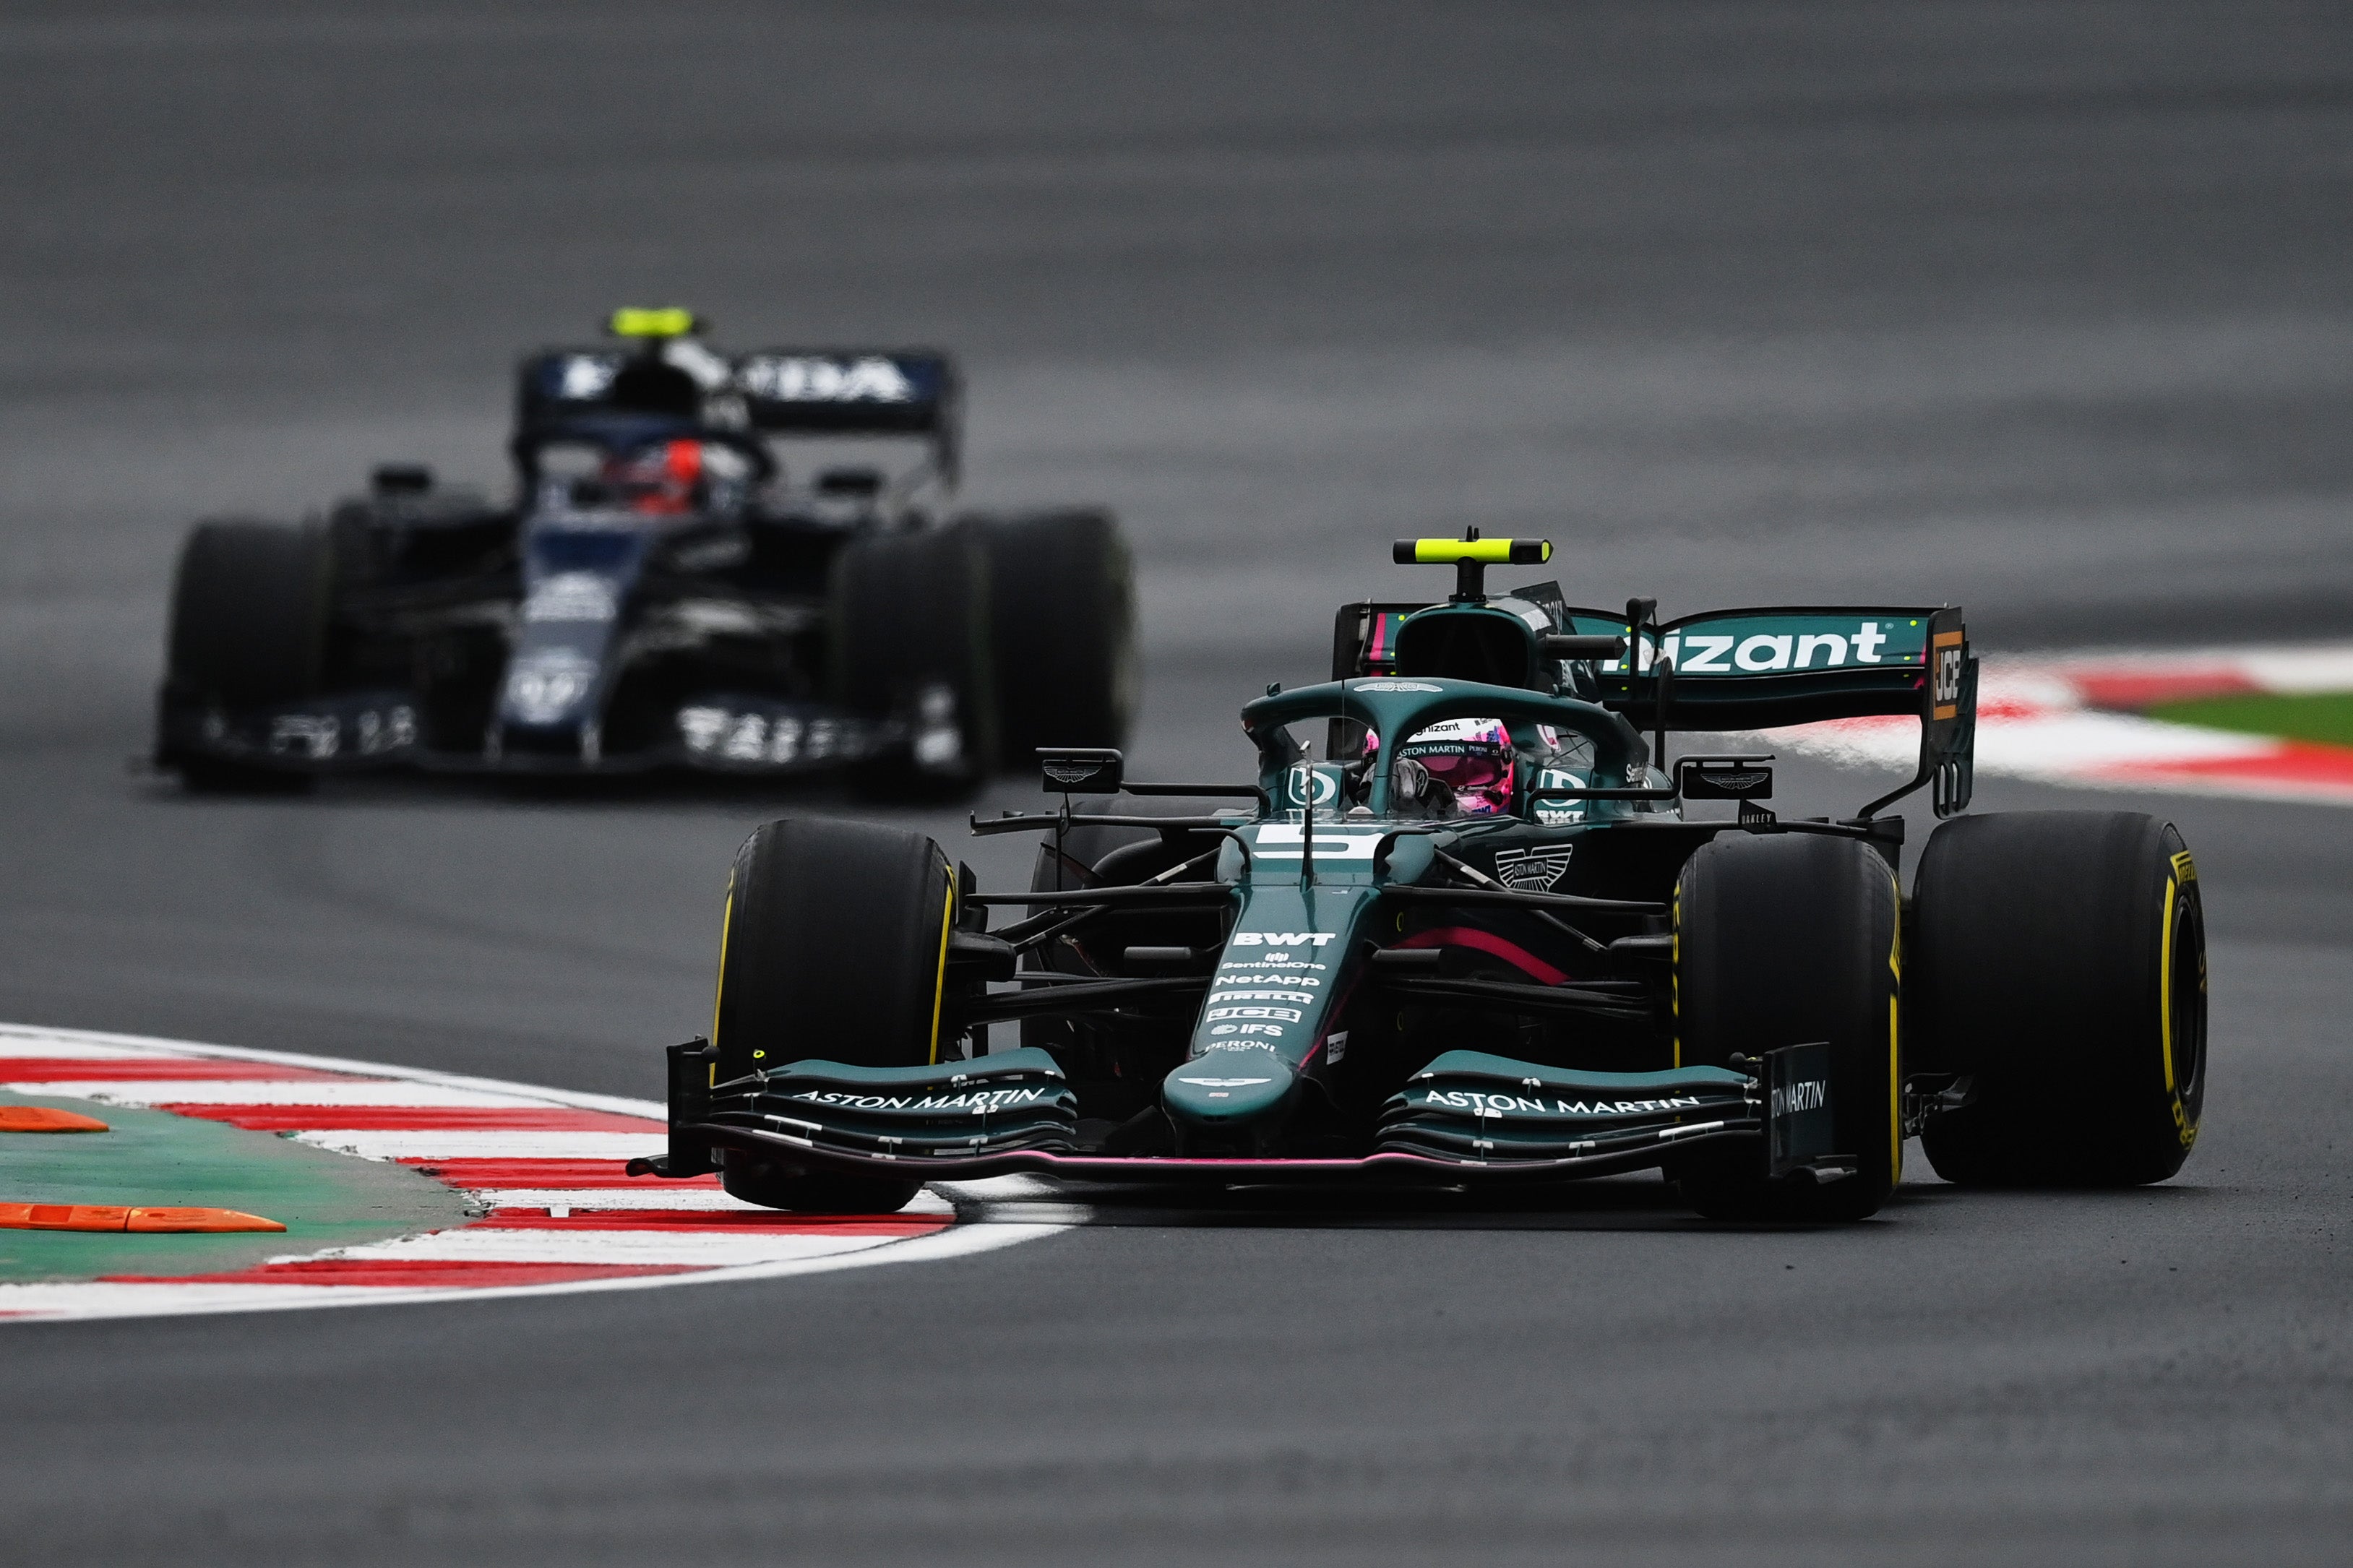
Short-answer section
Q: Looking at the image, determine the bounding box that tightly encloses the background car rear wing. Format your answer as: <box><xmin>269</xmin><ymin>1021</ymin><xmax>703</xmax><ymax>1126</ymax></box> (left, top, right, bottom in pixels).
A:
<box><xmin>514</xmin><ymin>343</ymin><xmax>963</xmax><ymax>483</ymax></box>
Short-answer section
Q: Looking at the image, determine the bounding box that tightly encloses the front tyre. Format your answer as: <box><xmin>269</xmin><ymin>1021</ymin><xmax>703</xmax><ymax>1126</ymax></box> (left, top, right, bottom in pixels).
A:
<box><xmin>1911</xmin><ymin>811</ymin><xmax>2206</xmax><ymax>1186</ymax></box>
<box><xmin>707</xmin><ymin>818</ymin><xmax>957</xmax><ymax>1216</ymax></box>
<box><xmin>1674</xmin><ymin>832</ymin><xmax>1903</xmax><ymax>1222</ymax></box>
<box><xmin>711</xmin><ymin>818</ymin><xmax>961</xmax><ymax>1082</ymax></box>
<box><xmin>716</xmin><ymin>1162</ymin><xmax>922</xmax><ymax>1218</ymax></box>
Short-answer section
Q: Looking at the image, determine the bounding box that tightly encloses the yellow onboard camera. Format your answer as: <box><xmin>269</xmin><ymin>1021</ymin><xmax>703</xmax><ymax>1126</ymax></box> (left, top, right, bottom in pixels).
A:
<box><xmin>607</xmin><ymin>306</ymin><xmax>701</xmax><ymax>340</ymax></box>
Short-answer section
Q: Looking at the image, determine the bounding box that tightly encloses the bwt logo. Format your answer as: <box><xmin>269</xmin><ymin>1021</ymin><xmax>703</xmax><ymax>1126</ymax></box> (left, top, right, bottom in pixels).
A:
<box><xmin>1231</xmin><ymin>932</ymin><xmax>1335</xmax><ymax>947</ymax></box>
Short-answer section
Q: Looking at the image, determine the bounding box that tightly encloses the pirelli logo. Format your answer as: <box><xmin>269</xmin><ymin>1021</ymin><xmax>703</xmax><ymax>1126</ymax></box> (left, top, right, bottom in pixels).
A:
<box><xmin>1932</xmin><ymin>630</ymin><xmax>1966</xmax><ymax>721</ymax></box>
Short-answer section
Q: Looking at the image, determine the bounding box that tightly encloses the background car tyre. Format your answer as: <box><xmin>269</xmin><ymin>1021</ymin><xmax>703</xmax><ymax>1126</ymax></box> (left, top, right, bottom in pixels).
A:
<box><xmin>706</xmin><ymin>818</ymin><xmax>957</xmax><ymax>1213</ymax></box>
<box><xmin>830</xmin><ymin>520</ymin><xmax>999</xmax><ymax>798</ymax></box>
<box><xmin>1673</xmin><ymin>832</ymin><xmax>1904</xmax><ymax>1221</ymax></box>
<box><xmin>163</xmin><ymin>519</ymin><xmax>333</xmax><ymax>793</ymax></box>
<box><xmin>974</xmin><ymin>508</ymin><xmax>1137</xmax><ymax>761</ymax></box>
<box><xmin>1910</xmin><ymin>811</ymin><xmax>2206</xmax><ymax>1186</ymax></box>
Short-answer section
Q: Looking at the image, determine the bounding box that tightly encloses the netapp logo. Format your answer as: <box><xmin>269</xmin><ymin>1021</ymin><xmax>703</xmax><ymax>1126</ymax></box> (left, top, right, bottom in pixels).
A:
<box><xmin>1231</xmin><ymin>932</ymin><xmax>1335</xmax><ymax>947</ymax></box>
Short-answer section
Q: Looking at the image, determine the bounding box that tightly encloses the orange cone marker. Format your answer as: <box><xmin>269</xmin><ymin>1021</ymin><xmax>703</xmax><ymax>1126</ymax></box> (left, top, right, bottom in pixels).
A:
<box><xmin>126</xmin><ymin>1207</ymin><xmax>288</xmax><ymax>1233</ymax></box>
<box><xmin>0</xmin><ymin>1204</ymin><xmax>285</xmax><ymax>1233</ymax></box>
<box><xmin>0</xmin><ymin>1107</ymin><xmax>109</xmax><ymax>1133</ymax></box>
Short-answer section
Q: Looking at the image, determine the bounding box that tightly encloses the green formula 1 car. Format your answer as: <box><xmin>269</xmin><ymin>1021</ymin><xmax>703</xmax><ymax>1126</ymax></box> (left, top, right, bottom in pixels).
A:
<box><xmin>629</xmin><ymin>535</ymin><xmax>2208</xmax><ymax>1221</ymax></box>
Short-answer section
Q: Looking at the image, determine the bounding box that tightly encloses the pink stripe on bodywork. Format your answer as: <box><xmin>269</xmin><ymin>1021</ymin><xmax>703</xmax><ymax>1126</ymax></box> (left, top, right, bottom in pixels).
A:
<box><xmin>1391</xmin><ymin>926</ymin><xmax>1569</xmax><ymax>985</ymax></box>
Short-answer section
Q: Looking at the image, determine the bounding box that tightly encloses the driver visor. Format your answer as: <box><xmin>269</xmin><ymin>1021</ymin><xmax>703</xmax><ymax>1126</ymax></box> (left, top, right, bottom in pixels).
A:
<box><xmin>1403</xmin><ymin>744</ymin><xmax>1509</xmax><ymax>793</ymax></box>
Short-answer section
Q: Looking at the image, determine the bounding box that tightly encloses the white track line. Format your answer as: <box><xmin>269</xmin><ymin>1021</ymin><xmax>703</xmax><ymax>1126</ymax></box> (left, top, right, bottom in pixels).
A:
<box><xmin>285</xmin><ymin>1129</ymin><xmax>670</xmax><ymax>1160</ymax></box>
<box><xmin>1758</xmin><ymin>645</ymin><xmax>2353</xmax><ymax>808</ymax></box>
<box><xmin>0</xmin><ymin>1023</ymin><xmax>1066</xmax><ymax>1323</ymax></box>
<box><xmin>9</xmin><ymin>1081</ymin><xmax>555</xmax><ymax>1108</ymax></box>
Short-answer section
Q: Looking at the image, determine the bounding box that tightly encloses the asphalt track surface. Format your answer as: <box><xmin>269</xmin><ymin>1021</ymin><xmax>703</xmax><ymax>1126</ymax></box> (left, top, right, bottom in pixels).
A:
<box><xmin>1</xmin><ymin>4</ymin><xmax>2349</xmax><ymax>1562</ymax></box>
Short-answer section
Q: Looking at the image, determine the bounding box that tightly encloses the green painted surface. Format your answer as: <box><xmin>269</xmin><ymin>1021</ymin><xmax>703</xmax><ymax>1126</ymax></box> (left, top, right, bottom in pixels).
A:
<box><xmin>2148</xmin><ymin>690</ymin><xmax>2353</xmax><ymax>749</ymax></box>
<box><xmin>0</xmin><ymin>1095</ymin><xmax>468</xmax><ymax>1283</ymax></box>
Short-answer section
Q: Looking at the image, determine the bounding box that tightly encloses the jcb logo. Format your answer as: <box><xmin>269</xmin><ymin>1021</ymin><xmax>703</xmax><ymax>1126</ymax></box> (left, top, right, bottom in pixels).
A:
<box><xmin>1935</xmin><ymin>647</ymin><xmax>1964</xmax><ymax>706</ymax></box>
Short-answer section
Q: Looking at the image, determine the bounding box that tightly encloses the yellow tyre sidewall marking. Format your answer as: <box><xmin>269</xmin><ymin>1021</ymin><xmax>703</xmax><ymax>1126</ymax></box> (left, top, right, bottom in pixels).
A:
<box><xmin>2161</xmin><ymin>870</ymin><xmax>2201</xmax><ymax>1151</ymax></box>
<box><xmin>710</xmin><ymin>878</ymin><xmax>736</xmax><ymax>1077</ymax></box>
<box><xmin>1886</xmin><ymin>871</ymin><xmax>1902</xmax><ymax>1186</ymax></box>
<box><xmin>2160</xmin><ymin>876</ymin><xmax>2178</xmax><ymax>1093</ymax></box>
<box><xmin>926</xmin><ymin>861</ymin><xmax>955</xmax><ymax>1065</ymax></box>
<box><xmin>1670</xmin><ymin>887</ymin><xmax>1682</xmax><ymax>1069</ymax></box>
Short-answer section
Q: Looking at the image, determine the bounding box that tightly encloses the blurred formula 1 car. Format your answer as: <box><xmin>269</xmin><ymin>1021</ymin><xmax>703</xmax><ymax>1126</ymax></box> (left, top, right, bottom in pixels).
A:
<box><xmin>631</xmin><ymin>535</ymin><xmax>2209</xmax><ymax>1221</ymax></box>
<box><xmin>155</xmin><ymin>309</ymin><xmax>1134</xmax><ymax>793</ymax></box>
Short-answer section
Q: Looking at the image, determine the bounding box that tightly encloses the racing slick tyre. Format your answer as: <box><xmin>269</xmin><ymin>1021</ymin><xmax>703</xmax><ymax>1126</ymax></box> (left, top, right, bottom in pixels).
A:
<box><xmin>1911</xmin><ymin>811</ymin><xmax>2206</xmax><ymax>1186</ymax></box>
<box><xmin>975</xmin><ymin>509</ymin><xmax>1137</xmax><ymax>762</ymax></box>
<box><xmin>830</xmin><ymin>520</ymin><xmax>999</xmax><ymax>801</ymax></box>
<box><xmin>162</xmin><ymin>519</ymin><xmax>333</xmax><ymax>793</ymax></box>
<box><xmin>705</xmin><ymin>817</ymin><xmax>953</xmax><ymax>1214</ymax></box>
<box><xmin>1673</xmin><ymin>832</ymin><xmax>1903</xmax><ymax>1222</ymax></box>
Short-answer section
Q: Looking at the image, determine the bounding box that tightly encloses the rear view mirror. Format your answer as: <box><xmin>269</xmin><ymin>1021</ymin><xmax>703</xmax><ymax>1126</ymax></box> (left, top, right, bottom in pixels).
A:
<box><xmin>817</xmin><ymin>466</ymin><xmax>884</xmax><ymax>497</ymax></box>
<box><xmin>371</xmin><ymin>463</ymin><xmax>434</xmax><ymax>496</ymax></box>
<box><xmin>1538</xmin><ymin>633</ymin><xmax>1627</xmax><ymax>661</ymax></box>
<box><xmin>1039</xmin><ymin>747</ymin><xmax>1122</xmax><ymax>794</ymax></box>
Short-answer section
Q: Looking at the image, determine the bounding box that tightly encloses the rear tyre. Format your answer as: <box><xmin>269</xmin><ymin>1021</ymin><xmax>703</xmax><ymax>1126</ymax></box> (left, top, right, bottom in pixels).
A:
<box><xmin>1911</xmin><ymin>811</ymin><xmax>2206</xmax><ymax>1186</ymax></box>
<box><xmin>974</xmin><ymin>509</ymin><xmax>1137</xmax><ymax>762</ymax></box>
<box><xmin>707</xmin><ymin>818</ymin><xmax>955</xmax><ymax>1215</ymax></box>
<box><xmin>163</xmin><ymin>520</ymin><xmax>333</xmax><ymax>793</ymax></box>
<box><xmin>1674</xmin><ymin>832</ymin><xmax>1903</xmax><ymax>1222</ymax></box>
<box><xmin>830</xmin><ymin>521</ymin><xmax>998</xmax><ymax>799</ymax></box>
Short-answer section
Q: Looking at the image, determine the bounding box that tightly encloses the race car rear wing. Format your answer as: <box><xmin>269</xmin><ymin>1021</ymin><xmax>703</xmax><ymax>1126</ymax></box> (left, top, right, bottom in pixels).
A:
<box><xmin>1332</xmin><ymin>595</ymin><xmax>1976</xmax><ymax>818</ymax></box>
<box><xmin>1582</xmin><ymin>603</ymin><xmax>1976</xmax><ymax>817</ymax></box>
<box><xmin>514</xmin><ymin>343</ymin><xmax>963</xmax><ymax>483</ymax></box>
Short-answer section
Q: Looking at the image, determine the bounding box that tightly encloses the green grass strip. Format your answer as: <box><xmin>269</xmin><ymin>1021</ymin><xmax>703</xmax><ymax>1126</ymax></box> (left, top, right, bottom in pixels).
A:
<box><xmin>1</xmin><ymin>1095</ymin><xmax>468</xmax><ymax>1283</ymax></box>
<box><xmin>2146</xmin><ymin>691</ymin><xmax>2353</xmax><ymax>749</ymax></box>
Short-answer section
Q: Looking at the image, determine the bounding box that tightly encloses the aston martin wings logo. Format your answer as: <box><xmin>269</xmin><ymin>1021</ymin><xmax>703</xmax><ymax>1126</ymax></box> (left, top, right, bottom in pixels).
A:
<box><xmin>1492</xmin><ymin>845</ymin><xmax>1574</xmax><ymax>891</ymax></box>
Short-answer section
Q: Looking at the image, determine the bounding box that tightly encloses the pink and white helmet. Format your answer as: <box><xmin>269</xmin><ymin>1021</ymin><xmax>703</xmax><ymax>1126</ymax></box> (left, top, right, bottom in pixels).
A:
<box><xmin>1395</xmin><ymin>716</ymin><xmax>1515</xmax><ymax>815</ymax></box>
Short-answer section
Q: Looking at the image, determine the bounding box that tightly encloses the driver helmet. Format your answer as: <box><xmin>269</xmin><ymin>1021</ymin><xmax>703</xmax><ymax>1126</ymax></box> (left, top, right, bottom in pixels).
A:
<box><xmin>600</xmin><ymin>439</ymin><xmax>706</xmax><ymax>515</ymax></box>
<box><xmin>1395</xmin><ymin>716</ymin><xmax>1515</xmax><ymax>815</ymax></box>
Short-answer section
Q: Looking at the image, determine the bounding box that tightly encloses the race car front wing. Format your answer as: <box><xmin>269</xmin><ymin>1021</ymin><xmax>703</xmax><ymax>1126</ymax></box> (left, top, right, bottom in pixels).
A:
<box><xmin>627</xmin><ymin>1040</ymin><xmax>1856</xmax><ymax>1190</ymax></box>
<box><xmin>155</xmin><ymin>689</ymin><xmax>917</xmax><ymax>777</ymax></box>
